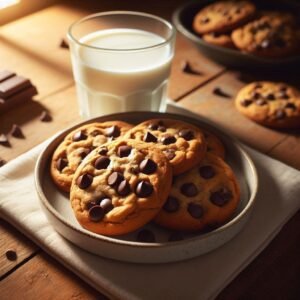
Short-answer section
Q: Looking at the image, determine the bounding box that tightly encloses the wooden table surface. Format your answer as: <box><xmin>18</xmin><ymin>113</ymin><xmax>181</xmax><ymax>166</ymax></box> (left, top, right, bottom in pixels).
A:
<box><xmin>1</xmin><ymin>1</ymin><xmax>300</xmax><ymax>299</ymax></box>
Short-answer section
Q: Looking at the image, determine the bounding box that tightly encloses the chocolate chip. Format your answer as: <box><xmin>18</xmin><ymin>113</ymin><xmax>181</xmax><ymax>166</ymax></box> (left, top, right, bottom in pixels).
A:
<box><xmin>5</xmin><ymin>249</ymin><xmax>17</xmax><ymax>261</ymax></box>
<box><xmin>180</xmin><ymin>183</ymin><xmax>198</xmax><ymax>197</ymax></box>
<box><xmin>118</xmin><ymin>145</ymin><xmax>132</xmax><ymax>157</ymax></box>
<box><xmin>210</xmin><ymin>188</ymin><xmax>232</xmax><ymax>206</ymax></box>
<box><xmin>235</xmin><ymin>8</ymin><xmax>241</xmax><ymax>14</ymax></box>
<box><xmin>99</xmin><ymin>198</ymin><xmax>114</xmax><ymax>213</ymax></box>
<box><xmin>168</xmin><ymin>232</ymin><xmax>184</xmax><ymax>242</ymax></box>
<box><xmin>201</xmin><ymin>17</ymin><xmax>210</xmax><ymax>24</ymax></box>
<box><xmin>213</xmin><ymin>87</ymin><xmax>231</xmax><ymax>98</ymax></box>
<box><xmin>73</xmin><ymin>130</ymin><xmax>87</xmax><ymax>141</ymax></box>
<box><xmin>0</xmin><ymin>158</ymin><xmax>6</xmax><ymax>167</ymax></box>
<box><xmin>261</xmin><ymin>39</ymin><xmax>271</xmax><ymax>49</ymax></box>
<box><xmin>108</xmin><ymin>171</ymin><xmax>124</xmax><ymax>187</ymax></box>
<box><xmin>130</xmin><ymin>166</ymin><xmax>140</xmax><ymax>174</ymax></box>
<box><xmin>179</xmin><ymin>129</ymin><xmax>194</xmax><ymax>141</ymax></box>
<box><xmin>252</xmin><ymin>92</ymin><xmax>261</xmax><ymax>99</ymax></box>
<box><xmin>135</xmin><ymin>180</ymin><xmax>153</xmax><ymax>197</ymax></box>
<box><xmin>187</xmin><ymin>203</ymin><xmax>204</xmax><ymax>219</ymax></box>
<box><xmin>279</xmin><ymin>86</ymin><xmax>287</xmax><ymax>92</ymax></box>
<box><xmin>137</xmin><ymin>229</ymin><xmax>155</xmax><ymax>243</ymax></box>
<box><xmin>158</xmin><ymin>126</ymin><xmax>166</xmax><ymax>132</ymax></box>
<box><xmin>278</xmin><ymin>91</ymin><xmax>289</xmax><ymax>99</ymax></box>
<box><xmin>117</xmin><ymin>180</ymin><xmax>131</xmax><ymax>196</ymax></box>
<box><xmin>199</xmin><ymin>165</ymin><xmax>215</xmax><ymax>179</ymax></box>
<box><xmin>40</xmin><ymin>110</ymin><xmax>52</xmax><ymax>122</ymax></box>
<box><xmin>94</xmin><ymin>156</ymin><xmax>110</xmax><ymax>169</ymax></box>
<box><xmin>160</xmin><ymin>135</ymin><xmax>176</xmax><ymax>145</ymax></box>
<box><xmin>240</xmin><ymin>99</ymin><xmax>253</xmax><ymax>107</ymax></box>
<box><xmin>163</xmin><ymin>149</ymin><xmax>176</xmax><ymax>160</ymax></box>
<box><xmin>78</xmin><ymin>148</ymin><xmax>91</xmax><ymax>159</ymax></box>
<box><xmin>77</xmin><ymin>173</ymin><xmax>93</xmax><ymax>189</ymax></box>
<box><xmin>148</xmin><ymin>122</ymin><xmax>161</xmax><ymax>130</ymax></box>
<box><xmin>139</xmin><ymin>158</ymin><xmax>157</xmax><ymax>174</ymax></box>
<box><xmin>10</xmin><ymin>124</ymin><xmax>24</xmax><ymax>138</ymax></box>
<box><xmin>105</xmin><ymin>125</ymin><xmax>120</xmax><ymax>137</ymax></box>
<box><xmin>56</xmin><ymin>157</ymin><xmax>68</xmax><ymax>172</ymax></box>
<box><xmin>256</xmin><ymin>99</ymin><xmax>267</xmax><ymax>106</ymax></box>
<box><xmin>88</xmin><ymin>205</ymin><xmax>104</xmax><ymax>222</ymax></box>
<box><xmin>98</xmin><ymin>147</ymin><xmax>108</xmax><ymax>155</ymax></box>
<box><xmin>0</xmin><ymin>134</ymin><xmax>9</xmax><ymax>145</ymax></box>
<box><xmin>181</xmin><ymin>61</ymin><xmax>203</xmax><ymax>76</ymax></box>
<box><xmin>254</xmin><ymin>83</ymin><xmax>262</xmax><ymax>89</ymax></box>
<box><xmin>285</xmin><ymin>103</ymin><xmax>296</xmax><ymax>110</ymax></box>
<box><xmin>60</xmin><ymin>38</ymin><xmax>69</xmax><ymax>49</ymax></box>
<box><xmin>266</xmin><ymin>93</ymin><xmax>275</xmax><ymax>100</ymax></box>
<box><xmin>163</xmin><ymin>196</ymin><xmax>179</xmax><ymax>212</ymax></box>
<box><xmin>275</xmin><ymin>109</ymin><xmax>286</xmax><ymax>120</ymax></box>
<box><xmin>144</xmin><ymin>131</ymin><xmax>157</xmax><ymax>143</ymax></box>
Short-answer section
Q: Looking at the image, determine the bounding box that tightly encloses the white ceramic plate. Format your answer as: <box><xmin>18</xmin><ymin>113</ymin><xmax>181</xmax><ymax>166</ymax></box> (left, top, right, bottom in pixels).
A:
<box><xmin>35</xmin><ymin>112</ymin><xmax>258</xmax><ymax>263</ymax></box>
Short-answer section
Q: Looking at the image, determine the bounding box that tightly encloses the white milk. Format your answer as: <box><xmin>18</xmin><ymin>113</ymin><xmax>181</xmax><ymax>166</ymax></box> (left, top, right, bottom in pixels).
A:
<box><xmin>70</xmin><ymin>28</ymin><xmax>173</xmax><ymax>118</ymax></box>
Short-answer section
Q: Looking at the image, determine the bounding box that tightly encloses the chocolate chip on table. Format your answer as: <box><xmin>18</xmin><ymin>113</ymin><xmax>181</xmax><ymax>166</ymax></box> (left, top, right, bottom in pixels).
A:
<box><xmin>117</xmin><ymin>145</ymin><xmax>132</xmax><ymax>157</ymax></box>
<box><xmin>163</xmin><ymin>149</ymin><xmax>176</xmax><ymax>160</ymax></box>
<box><xmin>10</xmin><ymin>124</ymin><xmax>24</xmax><ymax>138</ymax></box>
<box><xmin>181</xmin><ymin>61</ymin><xmax>203</xmax><ymax>76</ymax></box>
<box><xmin>285</xmin><ymin>103</ymin><xmax>296</xmax><ymax>110</ymax></box>
<box><xmin>178</xmin><ymin>129</ymin><xmax>194</xmax><ymax>141</ymax></box>
<box><xmin>275</xmin><ymin>109</ymin><xmax>286</xmax><ymax>120</ymax></box>
<box><xmin>255</xmin><ymin>99</ymin><xmax>267</xmax><ymax>106</ymax></box>
<box><xmin>99</xmin><ymin>198</ymin><xmax>114</xmax><ymax>213</ymax></box>
<box><xmin>210</xmin><ymin>188</ymin><xmax>232</xmax><ymax>206</ymax></box>
<box><xmin>40</xmin><ymin>110</ymin><xmax>52</xmax><ymax>122</ymax></box>
<box><xmin>160</xmin><ymin>135</ymin><xmax>176</xmax><ymax>145</ymax></box>
<box><xmin>94</xmin><ymin>156</ymin><xmax>110</xmax><ymax>169</ymax></box>
<box><xmin>88</xmin><ymin>205</ymin><xmax>104</xmax><ymax>222</ymax></box>
<box><xmin>199</xmin><ymin>165</ymin><xmax>215</xmax><ymax>179</ymax></box>
<box><xmin>117</xmin><ymin>180</ymin><xmax>131</xmax><ymax>196</ymax></box>
<box><xmin>105</xmin><ymin>125</ymin><xmax>120</xmax><ymax>138</ymax></box>
<box><xmin>187</xmin><ymin>202</ymin><xmax>204</xmax><ymax>219</ymax></box>
<box><xmin>5</xmin><ymin>249</ymin><xmax>17</xmax><ymax>261</ymax></box>
<box><xmin>139</xmin><ymin>158</ymin><xmax>157</xmax><ymax>174</ymax></box>
<box><xmin>0</xmin><ymin>134</ymin><xmax>10</xmax><ymax>146</ymax></box>
<box><xmin>163</xmin><ymin>196</ymin><xmax>179</xmax><ymax>212</ymax></box>
<box><xmin>240</xmin><ymin>99</ymin><xmax>253</xmax><ymax>107</ymax></box>
<box><xmin>78</xmin><ymin>148</ymin><xmax>91</xmax><ymax>159</ymax></box>
<box><xmin>135</xmin><ymin>180</ymin><xmax>153</xmax><ymax>197</ymax></box>
<box><xmin>180</xmin><ymin>183</ymin><xmax>198</xmax><ymax>197</ymax></box>
<box><xmin>60</xmin><ymin>38</ymin><xmax>69</xmax><ymax>49</ymax></box>
<box><xmin>0</xmin><ymin>158</ymin><xmax>6</xmax><ymax>167</ymax></box>
<box><xmin>73</xmin><ymin>130</ymin><xmax>87</xmax><ymax>141</ymax></box>
<box><xmin>108</xmin><ymin>171</ymin><xmax>124</xmax><ymax>187</ymax></box>
<box><xmin>213</xmin><ymin>87</ymin><xmax>231</xmax><ymax>98</ymax></box>
<box><xmin>77</xmin><ymin>173</ymin><xmax>93</xmax><ymax>189</ymax></box>
<box><xmin>168</xmin><ymin>232</ymin><xmax>184</xmax><ymax>242</ymax></box>
<box><xmin>137</xmin><ymin>229</ymin><xmax>155</xmax><ymax>243</ymax></box>
<box><xmin>56</xmin><ymin>157</ymin><xmax>68</xmax><ymax>172</ymax></box>
<box><xmin>143</xmin><ymin>131</ymin><xmax>157</xmax><ymax>143</ymax></box>
<box><xmin>98</xmin><ymin>147</ymin><xmax>108</xmax><ymax>155</ymax></box>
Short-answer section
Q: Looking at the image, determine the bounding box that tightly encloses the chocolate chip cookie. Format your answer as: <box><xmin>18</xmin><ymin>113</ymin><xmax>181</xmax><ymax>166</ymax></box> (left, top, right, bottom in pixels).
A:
<box><xmin>155</xmin><ymin>153</ymin><xmax>240</xmax><ymax>232</ymax></box>
<box><xmin>70</xmin><ymin>139</ymin><xmax>172</xmax><ymax>236</ymax></box>
<box><xmin>51</xmin><ymin>121</ymin><xmax>132</xmax><ymax>192</ymax></box>
<box><xmin>231</xmin><ymin>16</ymin><xmax>298</xmax><ymax>57</ymax></box>
<box><xmin>202</xmin><ymin>32</ymin><xmax>235</xmax><ymax>48</ymax></box>
<box><xmin>235</xmin><ymin>81</ymin><xmax>300</xmax><ymax>129</ymax></box>
<box><xmin>124</xmin><ymin>119</ymin><xmax>207</xmax><ymax>175</ymax></box>
<box><xmin>193</xmin><ymin>0</ymin><xmax>256</xmax><ymax>35</ymax></box>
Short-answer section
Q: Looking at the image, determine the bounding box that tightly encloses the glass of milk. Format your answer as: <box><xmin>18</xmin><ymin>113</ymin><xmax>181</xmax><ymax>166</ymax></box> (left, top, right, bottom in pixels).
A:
<box><xmin>67</xmin><ymin>11</ymin><xmax>176</xmax><ymax>118</ymax></box>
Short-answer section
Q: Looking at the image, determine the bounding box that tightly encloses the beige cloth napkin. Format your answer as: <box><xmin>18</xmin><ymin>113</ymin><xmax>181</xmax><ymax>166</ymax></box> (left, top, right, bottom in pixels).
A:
<box><xmin>1</xmin><ymin>106</ymin><xmax>300</xmax><ymax>300</ymax></box>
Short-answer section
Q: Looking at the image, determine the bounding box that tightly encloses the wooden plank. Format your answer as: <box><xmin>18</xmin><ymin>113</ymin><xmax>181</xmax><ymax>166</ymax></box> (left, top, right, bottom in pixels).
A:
<box><xmin>0</xmin><ymin>252</ymin><xmax>107</xmax><ymax>300</ymax></box>
<box><xmin>0</xmin><ymin>220</ymin><xmax>38</xmax><ymax>279</ymax></box>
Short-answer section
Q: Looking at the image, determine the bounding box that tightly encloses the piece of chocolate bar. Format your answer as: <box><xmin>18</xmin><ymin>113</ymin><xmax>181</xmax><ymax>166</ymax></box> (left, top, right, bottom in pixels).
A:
<box><xmin>0</xmin><ymin>76</ymin><xmax>31</xmax><ymax>98</ymax></box>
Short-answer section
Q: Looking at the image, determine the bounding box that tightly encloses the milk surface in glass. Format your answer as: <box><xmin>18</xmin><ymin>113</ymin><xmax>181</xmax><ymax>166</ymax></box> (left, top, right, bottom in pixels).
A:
<box><xmin>71</xmin><ymin>28</ymin><xmax>173</xmax><ymax>118</ymax></box>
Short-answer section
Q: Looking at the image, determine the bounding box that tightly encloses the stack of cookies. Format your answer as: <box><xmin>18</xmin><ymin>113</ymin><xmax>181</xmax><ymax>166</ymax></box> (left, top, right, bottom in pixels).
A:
<box><xmin>50</xmin><ymin>119</ymin><xmax>240</xmax><ymax>241</ymax></box>
<box><xmin>193</xmin><ymin>0</ymin><xmax>300</xmax><ymax>58</ymax></box>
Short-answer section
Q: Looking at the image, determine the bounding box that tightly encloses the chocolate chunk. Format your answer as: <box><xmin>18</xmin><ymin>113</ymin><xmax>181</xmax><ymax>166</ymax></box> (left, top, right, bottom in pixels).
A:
<box><xmin>40</xmin><ymin>110</ymin><xmax>52</xmax><ymax>122</ymax></box>
<box><xmin>266</xmin><ymin>93</ymin><xmax>275</xmax><ymax>100</ymax></box>
<box><xmin>99</xmin><ymin>198</ymin><xmax>114</xmax><ymax>213</ymax></box>
<box><xmin>160</xmin><ymin>135</ymin><xmax>176</xmax><ymax>145</ymax></box>
<box><xmin>108</xmin><ymin>172</ymin><xmax>124</xmax><ymax>187</ymax></box>
<box><xmin>210</xmin><ymin>188</ymin><xmax>232</xmax><ymax>206</ymax></box>
<box><xmin>181</xmin><ymin>61</ymin><xmax>203</xmax><ymax>76</ymax></box>
<box><xmin>180</xmin><ymin>183</ymin><xmax>198</xmax><ymax>197</ymax></box>
<box><xmin>118</xmin><ymin>145</ymin><xmax>132</xmax><ymax>157</ymax></box>
<box><xmin>117</xmin><ymin>180</ymin><xmax>131</xmax><ymax>196</ymax></box>
<box><xmin>212</xmin><ymin>32</ymin><xmax>221</xmax><ymax>38</ymax></box>
<box><xmin>139</xmin><ymin>158</ymin><xmax>157</xmax><ymax>174</ymax></box>
<box><xmin>178</xmin><ymin>129</ymin><xmax>194</xmax><ymax>141</ymax></box>
<box><xmin>187</xmin><ymin>203</ymin><xmax>204</xmax><ymax>219</ymax></box>
<box><xmin>98</xmin><ymin>147</ymin><xmax>108</xmax><ymax>155</ymax></box>
<box><xmin>73</xmin><ymin>130</ymin><xmax>87</xmax><ymax>141</ymax></box>
<box><xmin>213</xmin><ymin>87</ymin><xmax>231</xmax><ymax>98</ymax></box>
<box><xmin>158</xmin><ymin>126</ymin><xmax>166</xmax><ymax>132</ymax></box>
<box><xmin>10</xmin><ymin>124</ymin><xmax>24</xmax><ymax>138</ymax></box>
<box><xmin>148</xmin><ymin>123</ymin><xmax>159</xmax><ymax>130</ymax></box>
<box><xmin>105</xmin><ymin>125</ymin><xmax>120</xmax><ymax>137</ymax></box>
<box><xmin>279</xmin><ymin>86</ymin><xmax>287</xmax><ymax>92</ymax></box>
<box><xmin>0</xmin><ymin>75</ymin><xmax>31</xmax><ymax>98</ymax></box>
<box><xmin>285</xmin><ymin>103</ymin><xmax>296</xmax><ymax>110</ymax></box>
<box><xmin>168</xmin><ymin>232</ymin><xmax>184</xmax><ymax>242</ymax></box>
<box><xmin>275</xmin><ymin>109</ymin><xmax>286</xmax><ymax>120</ymax></box>
<box><xmin>137</xmin><ymin>229</ymin><xmax>155</xmax><ymax>243</ymax></box>
<box><xmin>0</xmin><ymin>158</ymin><xmax>6</xmax><ymax>167</ymax></box>
<box><xmin>0</xmin><ymin>70</ymin><xmax>15</xmax><ymax>83</ymax></box>
<box><xmin>201</xmin><ymin>17</ymin><xmax>210</xmax><ymax>24</ymax></box>
<box><xmin>240</xmin><ymin>99</ymin><xmax>253</xmax><ymax>107</ymax></box>
<box><xmin>5</xmin><ymin>249</ymin><xmax>17</xmax><ymax>261</ymax></box>
<box><xmin>0</xmin><ymin>134</ymin><xmax>9</xmax><ymax>146</ymax></box>
<box><xmin>255</xmin><ymin>99</ymin><xmax>267</xmax><ymax>106</ymax></box>
<box><xmin>78</xmin><ymin>148</ymin><xmax>91</xmax><ymax>159</ymax></box>
<box><xmin>135</xmin><ymin>180</ymin><xmax>153</xmax><ymax>197</ymax></box>
<box><xmin>199</xmin><ymin>165</ymin><xmax>215</xmax><ymax>179</ymax></box>
<box><xmin>60</xmin><ymin>38</ymin><xmax>69</xmax><ymax>49</ymax></box>
<box><xmin>144</xmin><ymin>131</ymin><xmax>157</xmax><ymax>143</ymax></box>
<box><xmin>88</xmin><ymin>205</ymin><xmax>104</xmax><ymax>222</ymax></box>
<box><xmin>77</xmin><ymin>173</ymin><xmax>93</xmax><ymax>189</ymax></box>
<box><xmin>94</xmin><ymin>156</ymin><xmax>110</xmax><ymax>169</ymax></box>
<box><xmin>163</xmin><ymin>149</ymin><xmax>176</xmax><ymax>160</ymax></box>
<box><xmin>163</xmin><ymin>196</ymin><xmax>179</xmax><ymax>212</ymax></box>
<box><xmin>278</xmin><ymin>91</ymin><xmax>289</xmax><ymax>99</ymax></box>
<box><xmin>56</xmin><ymin>157</ymin><xmax>68</xmax><ymax>172</ymax></box>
